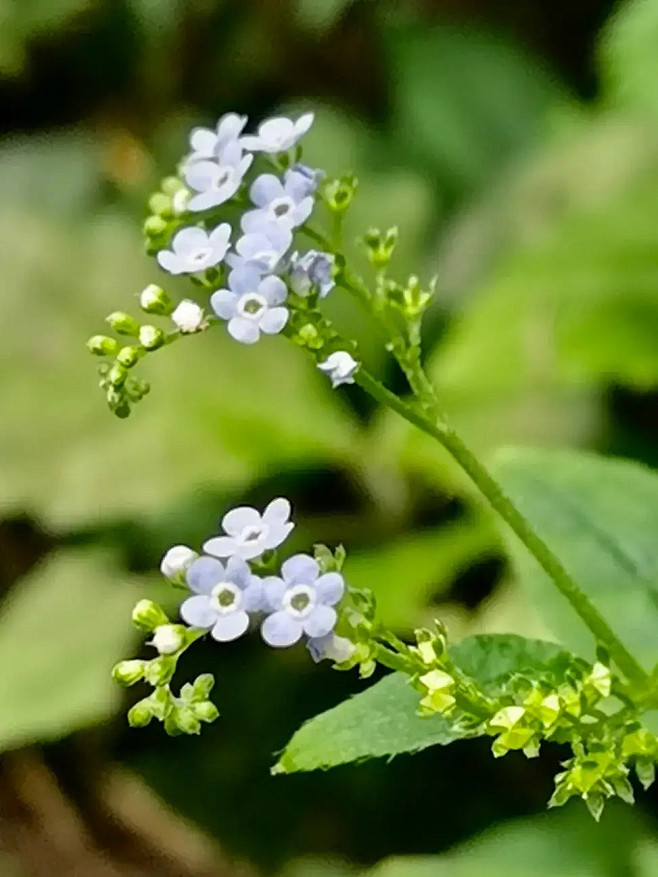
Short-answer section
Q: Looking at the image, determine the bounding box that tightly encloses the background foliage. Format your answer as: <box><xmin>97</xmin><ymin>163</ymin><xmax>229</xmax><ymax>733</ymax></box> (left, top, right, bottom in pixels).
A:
<box><xmin>1</xmin><ymin>0</ymin><xmax>657</xmax><ymax>874</ymax></box>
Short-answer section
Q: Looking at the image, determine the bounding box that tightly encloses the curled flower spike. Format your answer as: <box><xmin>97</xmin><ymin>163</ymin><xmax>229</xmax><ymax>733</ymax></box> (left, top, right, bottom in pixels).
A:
<box><xmin>203</xmin><ymin>497</ymin><xmax>294</xmax><ymax>560</ymax></box>
<box><xmin>317</xmin><ymin>351</ymin><xmax>359</xmax><ymax>387</ymax></box>
<box><xmin>227</xmin><ymin>223</ymin><xmax>292</xmax><ymax>275</ymax></box>
<box><xmin>182</xmin><ymin>555</ymin><xmax>263</xmax><ymax>642</ymax></box>
<box><xmin>241</xmin><ymin>112</ymin><xmax>314</xmax><ymax>154</ymax></box>
<box><xmin>289</xmin><ymin>250</ymin><xmax>335</xmax><ymax>298</ymax></box>
<box><xmin>184</xmin><ymin>143</ymin><xmax>253</xmax><ymax>212</ymax></box>
<box><xmin>242</xmin><ymin>171</ymin><xmax>315</xmax><ymax>234</ymax></box>
<box><xmin>157</xmin><ymin>225</ymin><xmax>231</xmax><ymax>275</ymax></box>
<box><xmin>187</xmin><ymin>113</ymin><xmax>248</xmax><ymax>163</ymax></box>
<box><xmin>211</xmin><ymin>267</ymin><xmax>289</xmax><ymax>344</ymax></box>
<box><xmin>261</xmin><ymin>554</ymin><xmax>345</xmax><ymax>647</ymax></box>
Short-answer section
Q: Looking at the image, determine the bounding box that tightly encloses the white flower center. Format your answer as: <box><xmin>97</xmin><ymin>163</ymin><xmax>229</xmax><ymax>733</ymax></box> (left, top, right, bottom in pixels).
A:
<box><xmin>268</xmin><ymin>197</ymin><xmax>294</xmax><ymax>220</ymax></box>
<box><xmin>283</xmin><ymin>584</ymin><xmax>316</xmax><ymax>619</ymax></box>
<box><xmin>237</xmin><ymin>293</ymin><xmax>267</xmax><ymax>320</ymax></box>
<box><xmin>211</xmin><ymin>581</ymin><xmax>242</xmax><ymax>614</ymax></box>
<box><xmin>189</xmin><ymin>247</ymin><xmax>212</xmax><ymax>267</ymax></box>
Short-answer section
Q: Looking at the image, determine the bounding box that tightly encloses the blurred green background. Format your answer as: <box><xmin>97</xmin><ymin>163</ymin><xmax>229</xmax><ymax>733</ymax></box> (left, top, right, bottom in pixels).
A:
<box><xmin>1</xmin><ymin>0</ymin><xmax>658</xmax><ymax>874</ymax></box>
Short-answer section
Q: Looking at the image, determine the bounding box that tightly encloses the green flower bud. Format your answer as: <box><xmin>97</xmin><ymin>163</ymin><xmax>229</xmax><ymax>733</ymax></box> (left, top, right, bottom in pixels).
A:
<box><xmin>174</xmin><ymin>706</ymin><xmax>201</xmax><ymax>735</ymax></box>
<box><xmin>106</xmin><ymin>311</ymin><xmax>141</xmax><ymax>336</ymax></box>
<box><xmin>131</xmin><ymin>599</ymin><xmax>169</xmax><ymax>632</ymax></box>
<box><xmin>108</xmin><ymin>362</ymin><xmax>128</xmax><ymax>388</ymax></box>
<box><xmin>87</xmin><ymin>335</ymin><xmax>119</xmax><ymax>356</ymax></box>
<box><xmin>139</xmin><ymin>325</ymin><xmax>166</xmax><ymax>350</ymax></box>
<box><xmin>636</xmin><ymin>757</ymin><xmax>656</xmax><ymax>790</ymax></box>
<box><xmin>117</xmin><ymin>346</ymin><xmax>143</xmax><ymax>368</ymax></box>
<box><xmin>150</xmin><ymin>623</ymin><xmax>186</xmax><ymax>655</ymax></box>
<box><xmin>112</xmin><ymin>659</ymin><xmax>145</xmax><ymax>686</ymax></box>
<box><xmin>139</xmin><ymin>283</ymin><xmax>173</xmax><ymax>316</ymax></box>
<box><xmin>148</xmin><ymin>192</ymin><xmax>173</xmax><ymax>218</ymax></box>
<box><xmin>191</xmin><ymin>673</ymin><xmax>215</xmax><ymax>701</ymax></box>
<box><xmin>362</xmin><ymin>226</ymin><xmax>398</xmax><ymax>269</ymax></box>
<box><xmin>143</xmin><ymin>656</ymin><xmax>177</xmax><ymax>685</ymax></box>
<box><xmin>323</xmin><ymin>174</ymin><xmax>358</xmax><ymax>213</ymax></box>
<box><xmin>149</xmin><ymin>686</ymin><xmax>171</xmax><ymax>721</ymax></box>
<box><xmin>161</xmin><ymin>176</ymin><xmax>184</xmax><ymax>195</ymax></box>
<box><xmin>191</xmin><ymin>701</ymin><xmax>220</xmax><ymax>723</ymax></box>
<box><xmin>584</xmin><ymin>794</ymin><xmax>605</xmax><ymax>822</ymax></box>
<box><xmin>143</xmin><ymin>215</ymin><xmax>168</xmax><ymax>237</ymax></box>
<box><xmin>128</xmin><ymin>699</ymin><xmax>153</xmax><ymax>728</ymax></box>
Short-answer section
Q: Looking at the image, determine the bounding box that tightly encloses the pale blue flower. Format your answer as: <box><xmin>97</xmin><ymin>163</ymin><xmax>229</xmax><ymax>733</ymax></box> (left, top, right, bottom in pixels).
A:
<box><xmin>307</xmin><ymin>632</ymin><xmax>356</xmax><ymax>663</ymax></box>
<box><xmin>157</xmin><ymin>224</ymin><xmax>231</xmax><ymax>275</ymax></box>
<box><xmin>181</xmin><ymin>555</ymin><xmax>263</xmax><ymax>642</ymax></box>
<box><xmin>187</xmin><ymin>113</ymin><xmax>248</xmax><ymax>162</ymax></box>
<box><xmin>289</xmin><ymin>250</ymin><xmax>335</xmax><ymax>298</ymax></box>
<box><xmin>184</xmin><ymin>140</ymin><xmax>253</xmax><ymax>212</ymax></box>
<box><xmin>226</xmin><ymin>222</ymin><xmax>293</xmax><ymax>275</ymax></box>
<box><xmin>210</xmin><ymin>265</ymin><xmax>289</xmax><ymax>344</ymax></box>
<box><xmin>241</xmin><ymin>171</ymin><xmax>314</xmax><ymax>234</ymax></box>
<box><xmin>317</xmin><ymin>351</ymin><xmax>359</xmax><ymax>388</ymax></box>
<box><xmin>287</xmin><ymin>164</ymin><xmax>324</xmax><ymax>197</ymax></box>
<box><xmin>241</xmin><ymin>113</ymin><xmax>314</xmax><ymax>154</ymax></box>
<box><xmin>203</xmin><ymin>498</ymin><xmax>294</xmax><ymax>560</ymax></box>
<box><xmin>261</xmin><ymin>554</ymin><xmax>344</xmax><ymax>648</ymax></box>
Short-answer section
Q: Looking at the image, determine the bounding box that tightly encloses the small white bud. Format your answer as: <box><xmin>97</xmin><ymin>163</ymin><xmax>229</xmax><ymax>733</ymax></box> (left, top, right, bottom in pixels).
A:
<box><xmin>151</xmin><ymin>624</ymin><xmax>185</xmax><ymax>655</ymax></box>
<box><xmin>171</xmin><ymin>299</ymin><xmax>205</xmax><ymax>333</ymax></box>
<box><xmin>171</xmin><ymin>187</ymin><xmax>191</xmax><ymax>216</ymax></box>
<box><xmin>317</xmin><ymin>351</ymin><xmax>359</xmax><ymax>388</ymax></box>
<box><xmin>139</xmin><ymin>283</ymin><xmax>173</xmax><ymax>315</ymax></box>
<box><xmin>160</xmin><ymin>544</ymin><xmax>198</xmax><ymax>583</ymax></box>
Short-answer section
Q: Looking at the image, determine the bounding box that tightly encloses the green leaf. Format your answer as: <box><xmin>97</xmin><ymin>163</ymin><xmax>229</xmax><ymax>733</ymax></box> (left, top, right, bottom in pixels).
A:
<box><xmin>492</xmin><ymin>447</ymin><xmax>658</xmax><ymax>669</ymax></box>
<box><xmin>275</xmin><ymin>634</ymin><xmax>571</xmax><ymax>773</ymax></box>
<box><xmin>0</xmin><ymin>549</ymin><xmax>140</xmax><ymax>752</ymax></box>
<box><xmin>600</xmin><ymin>0</ymin><xmax>658</xmax><ymax>119</ymax></box>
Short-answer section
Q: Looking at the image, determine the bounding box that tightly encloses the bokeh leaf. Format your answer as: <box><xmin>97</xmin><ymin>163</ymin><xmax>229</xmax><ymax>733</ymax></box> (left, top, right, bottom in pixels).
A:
<box><xmin>600</xmin><ymin>0</ymin><xmax>658</xmax><ymax>119</ymax></box>
<box><xmin>492</xmin><ymin>447</ymin><xmax>658</xmax><ymax>669</ymax></box>
<box><xmin>0</xmin><ymin>549</ymin><xmax>139</xmax><ymax>752</ymax></box>
<box><xmin>275</xmin><ymin>634</ymin><xmax>572</xmax><ymax>773</ymax></box>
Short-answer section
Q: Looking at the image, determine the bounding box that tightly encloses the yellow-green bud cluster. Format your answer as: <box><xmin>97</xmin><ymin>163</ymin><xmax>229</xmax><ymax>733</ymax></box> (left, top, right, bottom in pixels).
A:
<box><xmin>362</xmin><ymin>226</ymin><xmax>398</xmax><ymax>270</ymax></box>
<box><xmin>127</xmin><ymin>674</ymin><xmax>219</xmax><ymax>736</ymax></box>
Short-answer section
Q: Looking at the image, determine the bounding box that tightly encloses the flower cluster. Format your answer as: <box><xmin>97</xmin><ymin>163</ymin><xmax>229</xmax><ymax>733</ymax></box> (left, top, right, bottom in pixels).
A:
<box><xmin>88</xmin><ymin>109</ymin><xmax>362</xmax><ymax>416</ymax></box>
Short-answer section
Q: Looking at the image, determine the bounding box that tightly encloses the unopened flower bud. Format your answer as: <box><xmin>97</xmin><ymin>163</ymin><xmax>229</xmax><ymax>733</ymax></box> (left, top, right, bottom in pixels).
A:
<box><xmin>161</xmin><ymin>176</ymin><xmax>184</xmax><ymax>195</ymax></box>
<box><xmin>191</xmin><ymin>673</ymin><xmax>215</xmax><ymax>701</ymax></box>
<box><xmin>171</xmin><ymin>188</ymin><xmax>191</xmax><ymax>215</ymax></box>
<box><xmin>160</xmin><ymin>544</ymin><xmax>198</xmax><ymax>584</ymax></box>
<box><xmin>108</xmin><ymin>363</ymin><xmax>128</xmax><ymax>388</ymax></box>
<box><xmin>128</xmin><ymin>700</ymin><xmax>153</xmax><ymax>728</ymax></box>
<box><xmin>191</xmin><ymin>701</ymin><xmax>220</xmax><ymax>723</ymax></box>
<box><xmin>171</xmin><ymin>299</ymin><xmax>205</xmax><ymax>333</ymax></box>
<box><xmin>139</xmin><ymin>325</ymin><xmax>165</xmax><ymax>350</ymax></box>
<box><xmin>139</xmin><ymin>283</ymin><xmax>173</xmax><ymax>316</ymax></box>
<box><xmin>117</xmin><ymin>346</ymin><xmax>142</xmax><ymax>368</ymax></box>
<box><xmin>143</xmin><ymin>215</ymin><xmax>168</xmax><ymax>237</ymax></box>
<box><xmin>112</xmin><ymin>659</ymin><xmax>145</xmax><ymax>686</ymax></box>
<box><xmin>106</xmin><ymin>311</ymin><xmax>140</xmax><ymax>336</ymax></box>
<box><xmin>150</xmin><ymin>624</ymin><xmax>185</xmax><ymax>655</ymax></box>
<box><xmin>87</xmin><ymin>335</ymin><xmax>119</xmax><ymax>356</ymax></box>
<box><xmin>148</xmin><ymin>192</ymin><xmax>173</xmax><ymax>217</ymax></box>
<box><xmin>143</xmin><ymin>656</ymin><xmax>176</xmax><ymax>685</ymax></box>
<box><xmin>132</xmin><ymin>599</ymin><xmax>169</xmax><ymax>632</ymax></box>
<box><xmin>175</xmin><ymin>706</ymin><xmax>201</xmax><ymax>735</ymax></box>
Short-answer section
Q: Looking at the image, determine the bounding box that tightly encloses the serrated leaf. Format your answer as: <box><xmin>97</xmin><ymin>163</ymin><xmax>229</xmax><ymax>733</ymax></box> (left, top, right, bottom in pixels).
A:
<box><xmin>275</xmin><ymin>634</ymin><xmax>571</xmax><ymax>773</ymax></box>
<box><xmin>0</xmin><ymin>549</ymin><xmax>139</xmax><ymax>752</ymax></box>
<box><xmin>492</xmin><ymin>447</ymin><xmax>658</xmax><ymax>669</ymax></box>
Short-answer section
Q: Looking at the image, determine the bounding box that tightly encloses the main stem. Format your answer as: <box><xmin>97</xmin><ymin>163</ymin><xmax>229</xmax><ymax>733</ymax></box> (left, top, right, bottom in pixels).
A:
<box><xmin>355</xmin><ymin>369</ymin><xmax>647</xmax><ymax>685</ymax></box>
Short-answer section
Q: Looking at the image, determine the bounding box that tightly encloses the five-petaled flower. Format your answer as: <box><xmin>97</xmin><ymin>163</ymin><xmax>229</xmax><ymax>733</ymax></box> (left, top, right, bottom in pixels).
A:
<box><xmin>157</xmin><ymin>225</ymin><xmax>231</xmax><ymax>275</ymax></box>
<box><xmin>241</xmin><ymin>171</ymin><xmax>314</xmax><ymax>234</ymax></box>
<box><xmin>210</xmin><ymin>266</ymin><xmax>289</xmax><ymax>344</ymax></box>
<box><xmin>187</xmin><ymin>113</ymin><xmax>248</xmax><ymax>163</ymax></box>
<box><xmin>184</xmin><ymin>141</ymin><xmax>253</xmax><ymax>212</ymax></box>
<box><xmin>181</xmin><ymin>555</ymin><xmax>264</xmax><ymax>642</ymax></box>
<box><xmin>317</xmin><ymin>351</ymin><xmax>359</xmax><ymax>387</ymax></box>
<box><xmin>227</xmin><ymin>223</ymin><xmax>292</xmax><ymax>275</ymax></box>
<box><xmin>203</xmin><ymin>498</ymin><xmax>294</xmax><ymax>560</ymax></box>
<box><xmin>241</xmin><ymin>113</ymin><xmax>314</xmax><ymax>154</ymax></box>
<box><xmin>261</xmin><ymin>554</ymin><xmax>344</xmax><ymax>647</ymax></box>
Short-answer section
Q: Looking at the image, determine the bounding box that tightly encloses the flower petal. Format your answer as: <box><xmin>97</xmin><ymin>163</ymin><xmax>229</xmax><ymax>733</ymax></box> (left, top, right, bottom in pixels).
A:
<box><xmin>302</xmin><ymin>604</ymin><xmax>337</xmax><ymax>638</ymax></box>
<box><xmin>186</xmin><ymin>556</ymin><xmax>225</xmax><ymax>593</ymax></box>
<box><xmin>184</xmin><ymin>162</ymin><xmax>219</xmax><ymax>192</ymax></box>
<box><xmin>189</xmin><ymin>127</ymin><xmax>217</xmax><ymax>156</ymax></box>
<box><xmin>294</xmin><ymin>112</ymin><xmax>315</xmax><ymax>138</ymax></box>
<box><xmin>228</xmin><ymin>264</ymin><xmax>261</xmax><ymax>295</ymax></box>
<box><xmin>171</xmin><ymin>226</ymin><xmax>208</xmax><ymax>255</ymax></box>
<box><xmin>293</xmin><ymin>196</ymin><xmax>314</xmax><ymax>226</ymax></box>
<box><xmin>209</xmin><ymin>222</ymin><xmax>232</xmax><ymax>254</ymax></box>
<box><xmin>180</xmin><ymin>594</ymin><xmax>216</xmax><ymax>628</ymax></box>
<box><xmin>259</xmin><ymin>307</ymin><xmax>288</xmax><ymax>336</ymax></box>
<box><xmin>262</xmin><ymin>521</ymin><xmax>294</xmax><ymax>550</ymax></box>
<box><xmin>314</xmin><ymin>572</ymin><xmax>345</xmax><ymax>605</ymax></box>
<box><xmin>262</xmin><ymin>497</ymin><xmax>291</xmax><ymax>524</ymax></box>
<box><xmin>211</xmin><ymin>610</ymin><xmax>250</xmax><ymax>642</ymax></box>
<box><xmin>203</xmin><ymin>535</ymin><xmax>238</xmax><ymax>558</ymax></box>
<box><xmin>262</xmin><ymin>576</ymin><xmax>286</xmax><ymax>611</ymax></box>
<box><xmin>261</xmin><ymin>611</ymin><xmax>303</xmax><ymax>647</ymax></box>
<box><xmin>156</xmin><ymin>250</ymin><xmax>182</xmax><ymax>275</ymax></box>
<box><xmin>281</xmin><ymin>553</ymin><xmax>319</xmax><ymax>585</ymax></box>
<box><xmin>210</xmin><ymin>288</ymin><xmax>239</xmax><ymax>320</ymax></box>
<box><xmin>225</xmin><ymin>555</ymin><xmax>252</xmax><ymax>588</ymax></box>
<box><xmin>242</xmin><ymin>579</ymin><xmax>264</xmax><ymax>612</ymax></box>
<box><xmin>259</xmin><ymin>117</ymin><xmax>294</xmax><ymax>146</ymax></box>
<box><xmin>258</xmin><ymin>275</ymin><xmax>287</xmax><ymax>306</ymax></box>
<box><xmin>188</xmin><ymin>190</ymin><xmax>221</xmax><ymax>212</ymax></box>
<box><xmin>222</xmin><ymin>506</ymin><xmax>261</xmax><ymax>536</ymax></box>
<box><xmin>250</xmin><ymin>173</ymin><xmax>284</xmax><ymax>207</ymax></box>
<box><xmin>228</xmin><ymin>316</ymin><xmax>260</xmax><ymax>344</ymax></box>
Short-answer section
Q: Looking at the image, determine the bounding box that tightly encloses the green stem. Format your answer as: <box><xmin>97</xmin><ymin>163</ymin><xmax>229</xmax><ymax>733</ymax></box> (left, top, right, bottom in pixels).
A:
<box><xmin>373</xmin><ymin>642</ymin><xmax>414</xmax><ymax>674</ymax></box>
<box><xmin>355</xmin><ymin>368</ymin><xmax>648</xmax><ymax>685</ymax></box>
